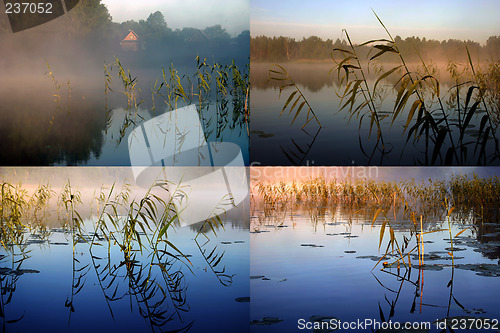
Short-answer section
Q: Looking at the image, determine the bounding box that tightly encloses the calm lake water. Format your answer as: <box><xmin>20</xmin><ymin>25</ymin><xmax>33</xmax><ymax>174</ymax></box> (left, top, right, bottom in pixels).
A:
<box><xmin>250</xmin><ymin>167</ymin><xmax>500</xmax><ymax>332</ymax></box>
<box><xmin>250</xmin><ymin>206</ymin><xmax>500</xmax><ymax>332</ymax></box>
<box><xmin>0</xmin><ymin>167</ymin><xmax>250</xmax><ymax>332</ymax></box>
<box><xmin>250</xmin><ymin>63</ymin><xmax>498</xmax><ymax>166</ymax></box>
<box><xmin>0</xmin><ymin>61</ymin><xmax>249</xmax><ymax>166</ymax></box>
<box><xmin>0</xmin><ymin>213</ymin><xmax>249</xmax><ymax>332</ymax></box>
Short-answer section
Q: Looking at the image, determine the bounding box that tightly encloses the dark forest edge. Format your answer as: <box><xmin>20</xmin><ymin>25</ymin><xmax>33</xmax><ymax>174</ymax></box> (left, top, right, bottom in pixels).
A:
<box><xmin>251</xmin><ymin>34</ymin><xmax>500</xmax><ymax>63</ymax></box>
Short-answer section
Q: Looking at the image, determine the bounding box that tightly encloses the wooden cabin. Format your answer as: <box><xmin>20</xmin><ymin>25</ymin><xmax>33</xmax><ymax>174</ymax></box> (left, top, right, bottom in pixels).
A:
<box><xmin>120</xmin><ymin>30</ymin><xmax>140</xmax><ymax>51</ymax></box>
<box><xmin>187</xmin><ymin>29</ymin><xmax>209</xmax><ymax>43</ymax></box>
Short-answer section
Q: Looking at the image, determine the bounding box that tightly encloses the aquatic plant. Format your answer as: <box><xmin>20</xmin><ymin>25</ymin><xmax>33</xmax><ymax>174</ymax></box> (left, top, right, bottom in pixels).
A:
<box><xmin>253</xmin><ymin>174</ymin><xmax>499</xmax><ymax>256</ymax></box>
<box><xmin>253</xmin><ymin>173</ymin><xmax>499</xmax><ymax>329</ymax></box>
<box><xmin>269</xmin><ymin>64</ymin><xmax>322</xmax><ymax>128</ymax></box>
<box><xmin>45</xmin><ymin>62</ymin><xmax>73</xmax><ymax>129</ymax></box>
<box><xmin>102</xmin><ymin>56</ymin><xmax>249</xmax><ymax>147</ymax></box>
<box><xmin>0</xmin><ymin>178</ymin><xmax>238</xmax><ymax>331</ymax></box>
<box><xmin>332</xmin><ymin>13</ymin><xmax>500</xmax><ymax>165</ymax></box>
<box><xmin>269</xmin><ymin>13</ymin><xmax>500</xmax><ymax>165</ymax></box>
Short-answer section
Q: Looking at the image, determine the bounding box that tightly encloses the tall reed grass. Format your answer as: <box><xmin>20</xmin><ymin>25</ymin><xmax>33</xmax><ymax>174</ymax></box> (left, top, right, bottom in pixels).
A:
<box><xmin>253</xmin><ymin>174</ymin><xmax>499</xmax><ymax>326</ymax></box>
<box><xmin>253</xmin><ymin>173</ymin><xmax>499</xmax><ymax>268</ymax></box>
<box><xmin>102</xmin><ymin>57</ymin><xmax>249</xmax><ymax>146</ymax></box>
<box><xmin>270</xmin><ymin>12</ymin><xmax>500</xmax><ymax>165</ymax></box>
<box><xmin>0</xmin><ymin>178</ymin><xmax>235</xmax><ymax>330</ymax></box>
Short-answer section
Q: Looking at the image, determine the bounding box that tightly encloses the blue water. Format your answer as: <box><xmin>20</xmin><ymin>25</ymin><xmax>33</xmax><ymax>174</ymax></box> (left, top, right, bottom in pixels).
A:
<box><xmin>250</xmin><ymin>63</ymin><xmax>496</xmax><ymax>166</ymax></box>
<box><xmin>250</xmin><ymin>207</ymin><xmax>500</xmax><ymax>332</ymax></box>
<box><xmin>0</xmin><ymin>220</ymin><xmax>249</xmax><ymax>332</ymax></box>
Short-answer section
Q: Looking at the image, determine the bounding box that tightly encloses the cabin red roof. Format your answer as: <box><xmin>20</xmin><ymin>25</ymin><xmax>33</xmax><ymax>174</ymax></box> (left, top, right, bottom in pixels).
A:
<box><xmin>122</xmin><ymin>30</ymin><xmax>139</xmax><ymax>42</ymax></box>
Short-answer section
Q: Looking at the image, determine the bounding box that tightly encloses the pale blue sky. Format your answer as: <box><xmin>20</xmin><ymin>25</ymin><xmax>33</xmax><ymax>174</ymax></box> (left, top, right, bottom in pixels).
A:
<box><xmin>101</xmin><ymin>0</ymin><xmax>249</xmax><ymax>36</ymax></box>
<box><xmin>251</xmin><ymin>0</ymin><xmax>500</xmax><ymax>44</ymax></box>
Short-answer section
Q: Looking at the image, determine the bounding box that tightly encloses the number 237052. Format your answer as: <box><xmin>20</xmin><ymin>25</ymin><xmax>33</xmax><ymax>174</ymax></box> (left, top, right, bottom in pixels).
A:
<box><xmin>5</xmin><ymin>2</ymin><xmax>53</xmax><ymax>14</ymax></box>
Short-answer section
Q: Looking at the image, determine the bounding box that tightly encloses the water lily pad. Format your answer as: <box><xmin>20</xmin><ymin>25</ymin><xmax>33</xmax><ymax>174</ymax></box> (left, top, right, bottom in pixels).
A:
<box><xmin>473</xmin><ymin>248</ymin><xmax>497</xmax><ymax>255</ymax></box>
<box><xmin>370</xmin><ymin>256</ymin><xmax>388</xmax><ymax>262</ymax></box>
<box><xmin>251</xmin><ymin>317</ymin><xmax>283</xmax><ymax>325</ymax></box>
<box><xmin>310</xmin><ymin>315</ymin><xmax>339</xmax><ymax>322</ymax></box>
<box><xmin>301</xmin><ymin>244</ymin><xmax>325</xmax><ymax>248</ymax></box>
<box><xmin>221</xmin><ymin>241</ymin><xmax>232</xmax><ymax>244</ymax></box>
<box><xmin>234</xmin><ymin>240</ymin><xmax>245</xmax><ymax>243</ymax></box>
<box><xmin>258</xmin><ymin>133</ymin><xmax>275</xmax><ymax>138</ymax></box>
<box><xmin>411</xmin><ymin>254</ymin><xmax>462</xmax><ymax>261</ymax></box>
<box><xmin>51</xmin><ymin>228</ymin><xmax>68</xmax><ymax>233</ymax></box>
<box><xmin>356</xmin><ymin>255</ymin><xmax>379</xmax><ymax>260</ymax></box>
<box><xmin>463</xmin><ymin>308</ymin><xmax>486</xmax><ymax>314</ymax></box>
<box><xmin>445</xmin><ymin>247</ymin><xmax>466</xmax><ymax>251</ymax></box>
<box><xmin>344</xmin><ymin>250</ymin><xmax>356</xmax><ymax>254</ymax></box>
<box><xmin>26</xmin><ymin>239</ymin><xmax>47</xmax><ymax>245</ymax></box>
<box><xmin>482</xmin><ymin>232</ymin><xmax>500</xmax><ymax>237</ymax></box>
<box><xmin>382</xmin><ymin>262</ymin><xmax>398</xmax><ymax>268</ymax></box>
<box><xmin>0</xmin><ymin>267</ymin><xmax>40</xmax><ymax>276</ymax></box>
<box><xmin>454</xmin><ymin>263</ymin><xmax>500</xmax><ymax>277</ymax></box>
<box><xmin>250</xmin><ymin>230</ymin><xmax>270</xmax><ymax>234</ymax></box>
<box><xmin>250</xmin><ymin>275</ymin><xmax>265</xmax><ymax>280</ymax></box>
<box><xmin>344</xmin><ymin>235</ymin><xmax>358</xmax><ymax>238</ymax></box>
<box><xmin>415</xmin><ymin>264</ymin><xmax>444</xmax><ymax>271</ymax></box>
<box><xmin>326</xmin><ymin>233</ymin><xmax>339</xmax><ymax>236</ymax></box>
<box><xmin>235</xmin><ymin>297</ymin><xmax>250</xmax><ymax>303</ymax></box>
<box><xmin>429</xmin><ymin>251</ymin><xmax>448</xmax><ymax>255</ymax></box>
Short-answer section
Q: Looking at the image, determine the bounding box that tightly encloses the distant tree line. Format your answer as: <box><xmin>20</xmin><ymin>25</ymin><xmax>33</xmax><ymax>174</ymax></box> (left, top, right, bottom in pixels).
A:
<box><xmin>0</xmin><ymin>0</ymin><xmax>249</xmax><ymax>70</ymax></box>
<box><xmin>251</xmin><ymin>35</ymin><xmax>500</xmax><ymax>63</ymax></box>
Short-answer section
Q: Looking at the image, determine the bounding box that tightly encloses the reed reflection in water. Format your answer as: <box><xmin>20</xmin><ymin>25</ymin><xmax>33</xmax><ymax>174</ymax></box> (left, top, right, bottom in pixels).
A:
<box><xmin>0</xmin><ymin>167</ymin><xmax>249</xmax><ymax>332</ymax></box>
<box><xmin>250</xmin><ymin>167</ymin><xmax>500</xmax><ymax>332</ymax></box>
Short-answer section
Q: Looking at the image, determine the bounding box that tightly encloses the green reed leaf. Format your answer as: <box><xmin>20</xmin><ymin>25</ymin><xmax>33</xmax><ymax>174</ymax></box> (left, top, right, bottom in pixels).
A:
<box><xmin>464</xmin><ymin>86</ymin><xmax>478</xmax><ymax>109</ymax></box>
<box><xmin>460</xmin><ymin>101</ymin><xmax>480</xmax><ymax>142</ymax></box>
<box><xmin>373</xmin><ymin>65</ymin><xmax>402</xmax><ymax>93</ymax></box>
<box><xmin>421</xmin><ymin>75</ymin><xmax>440</xmax><ymax>97</ymax></box>
<box><xmin>479</xmin><ymin>127</ymin><xmax>491</xmax><ymax>162</ymax></box>
<box><xmin>378</xmin><ymin>302</ymin><xmax>386</xmax><ymax>322</ymax></box>
<box><xmin>291</xmin><ymin>101</ymin><xmax>307</xmax><ymax>125</ymax></box>
<box><xmin>394</xmin><ymin>76</ymin><xmax>410</xmax><ymax>112</ymax></box>
<box><xmin>369</xmin><ymin>45</ymin><xmax>398</xmax><ymax>61</ymax></box>
<box><xmin>404</xmin><ymin>99</ymin><xmax>422</xmax><ymax>131</ymax></box>
<box><xmin>332</xmin><ymin>48</ymin><xmax>354</xmax><ymax>55</ymax></box>
<box><xmin>282</xmin><ymin>91</ymin><xmax>297</xmax><ymax>115</ymax></box>
<box><xmin>359</xmin><ymin>39</ymin><xmax>393</xmax><ymax>46</ymax></box>
<box><xmin>393</xmin><ymin>80</ymin><xmax>420</xmax><ymax>124</ymax></box>
<box><xmin>289</xmin><ymin>95</ymin><xmax>301</xmax><ymax>115</ymax></box>
<box><xmin>372</xmin><ymin>207</ymin><xmax>382</xmax><ymax>226</ymax></box>
<box><xmin>379</xmin><ymin>220</ymin><xmax>386</xmax><ymax>249</ymax></box>
<box><xmin>431</xmin><ymin>127</ymin><xmax>448</xmax><ymax>165</ymax></box>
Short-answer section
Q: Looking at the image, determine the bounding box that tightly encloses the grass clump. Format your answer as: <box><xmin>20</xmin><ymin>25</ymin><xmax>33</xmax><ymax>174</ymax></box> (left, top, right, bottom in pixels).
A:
<box><xmin>270</xmin><ymin>12</ymin><xmax>500</xmax><ymax>165</ymax></box>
